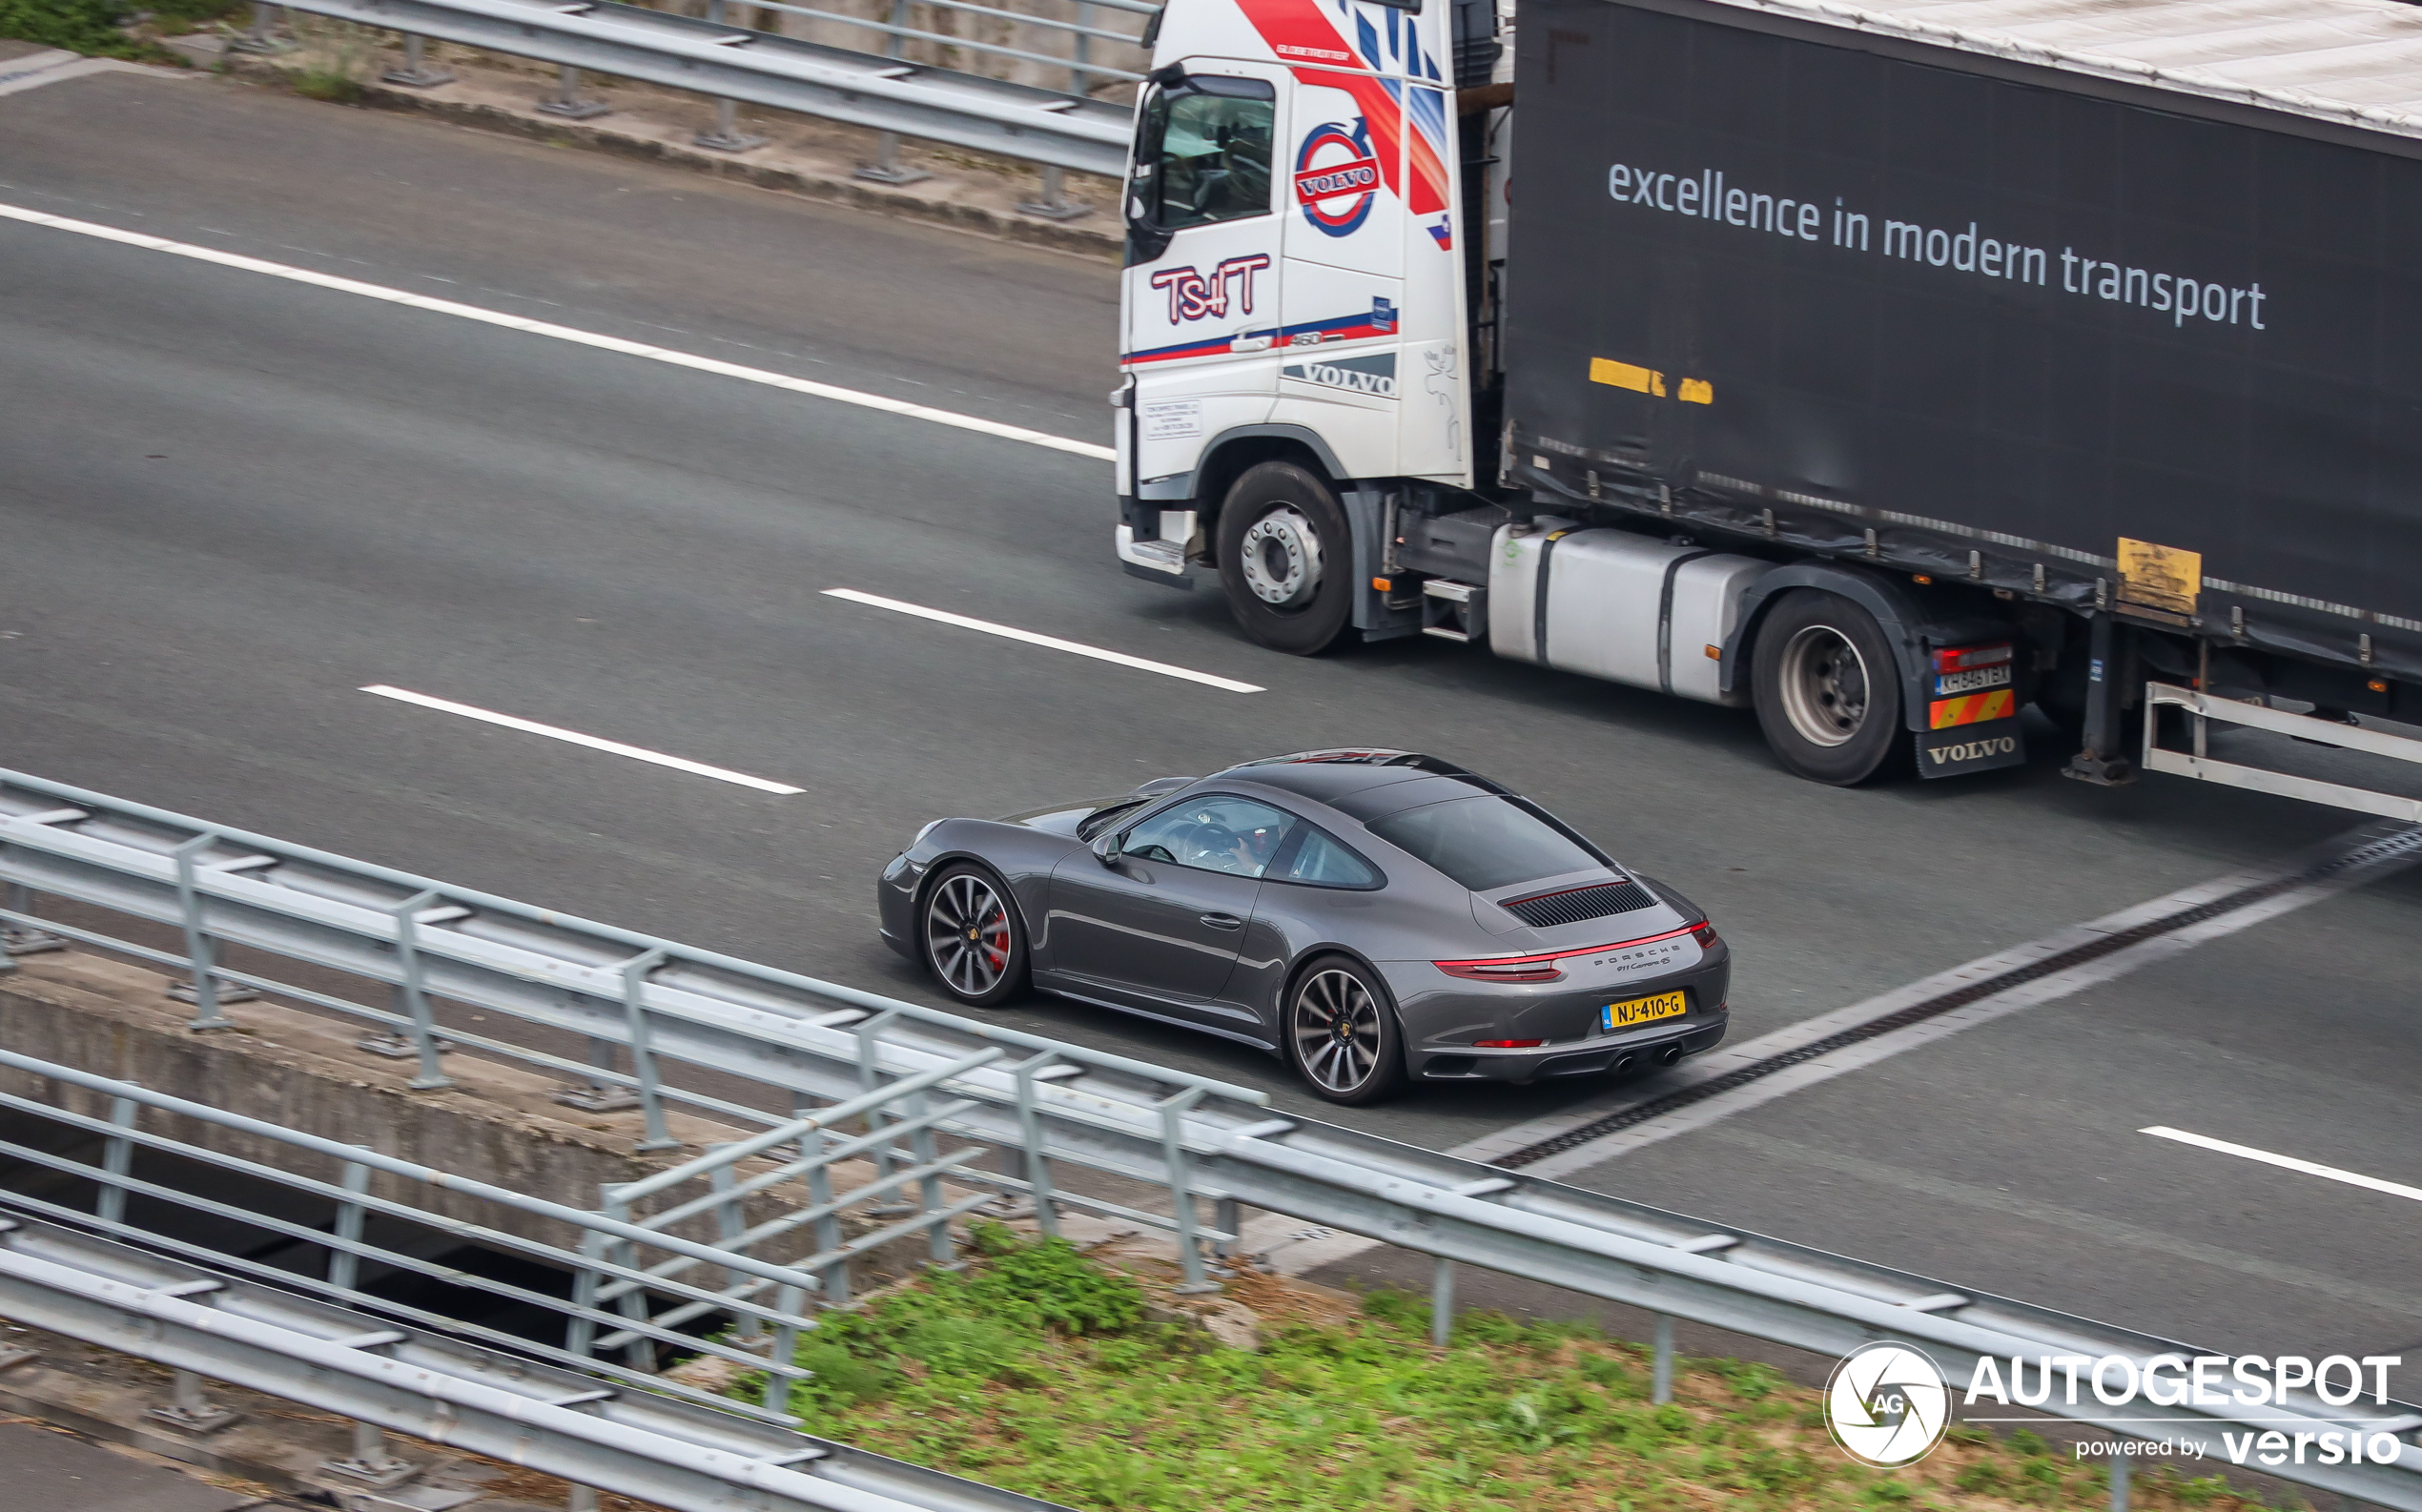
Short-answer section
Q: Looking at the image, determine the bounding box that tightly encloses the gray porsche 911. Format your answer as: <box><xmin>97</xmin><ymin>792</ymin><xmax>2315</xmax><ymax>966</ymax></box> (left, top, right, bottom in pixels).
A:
<box><xmin>877</xmin><ymin>750</ymin><xmax>1730</xmax><ymax>1104</ymax></box>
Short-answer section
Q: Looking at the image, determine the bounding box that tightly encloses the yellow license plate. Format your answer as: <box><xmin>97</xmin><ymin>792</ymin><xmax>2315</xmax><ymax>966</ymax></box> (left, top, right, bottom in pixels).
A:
<box><xmin>1604</xmin><ymin>991</ymin><xmax>1687</xmax><ymax>1031</ymax></box>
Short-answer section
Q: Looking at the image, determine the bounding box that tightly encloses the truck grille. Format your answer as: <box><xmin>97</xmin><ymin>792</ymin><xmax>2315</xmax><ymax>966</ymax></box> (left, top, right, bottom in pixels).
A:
<box><xmin>1500</xmin><ymin>880</ymin><xmax>1653</xmax><ymax>929</ymax></box>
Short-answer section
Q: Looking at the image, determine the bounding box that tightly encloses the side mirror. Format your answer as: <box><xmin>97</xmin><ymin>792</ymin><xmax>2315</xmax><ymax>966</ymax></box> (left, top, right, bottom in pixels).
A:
<box><xmin>1091</xmin><ymin>830</ymin><xmax>1122</xmax><ymax>863</ymax></box>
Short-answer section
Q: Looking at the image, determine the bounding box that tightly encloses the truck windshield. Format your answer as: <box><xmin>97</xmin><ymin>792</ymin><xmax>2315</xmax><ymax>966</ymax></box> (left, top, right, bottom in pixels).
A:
<box><xmin>1139</xmin><ymin>77</ymin><xmax>1273</xmax><ymax>230</ymax></box>
<box><xmin>1367</xmin><ymin>797</ymin><xmax>1611</xmax><ymax>893</ymax></box>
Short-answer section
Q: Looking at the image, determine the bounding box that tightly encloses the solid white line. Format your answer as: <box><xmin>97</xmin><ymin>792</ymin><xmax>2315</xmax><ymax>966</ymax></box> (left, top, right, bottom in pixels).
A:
<box><xmin>823</xmin><ymin>589</ymin><xmax>1265</xmax><ymax>693</ymax></box>
<box><xmin>1448</xmin><ymin>821</ymin><xmax>2422</xmax><ymax>1180</ymax></box>
<box><xmin>0</xmin><ymin>201</ymin><xmax>1115</xmax><ymax>462</ymax></box>
<box><xmin>2140</xmin><ymin>1127</ymin><xmax>2422</xmax><ymax>1204</ymax></box>
<box><xmin>359</xmin><ymin>685</ymin><xmax>804</xmax><ymax>795</ymax></box>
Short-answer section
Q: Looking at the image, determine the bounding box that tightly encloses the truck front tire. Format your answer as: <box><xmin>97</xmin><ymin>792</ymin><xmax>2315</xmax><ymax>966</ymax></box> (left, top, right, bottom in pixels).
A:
<box><xmin>1217</xmin><ymin>461</ymin><xmax>1353</xmax><ymax>656</ymax></box>
<box><xmin>1751</xmin><ymin>590</ymin><xmax>1909</xmax><ymax>786</ymax></box>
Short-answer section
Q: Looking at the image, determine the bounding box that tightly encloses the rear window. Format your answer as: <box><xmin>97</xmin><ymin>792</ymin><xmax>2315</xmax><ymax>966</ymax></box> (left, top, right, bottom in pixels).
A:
<box><xmin>1366</xmin><ymin>796</ymin><xmax>1608</xmax><ymax>893</ymax></box>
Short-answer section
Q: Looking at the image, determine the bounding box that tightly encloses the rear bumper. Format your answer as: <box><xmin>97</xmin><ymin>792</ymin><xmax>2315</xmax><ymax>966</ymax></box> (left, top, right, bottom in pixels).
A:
<box><xmin>1411</xmin><ymin>1009</ymin><xmax>1729</xmax><ymax>1082</ymax></box>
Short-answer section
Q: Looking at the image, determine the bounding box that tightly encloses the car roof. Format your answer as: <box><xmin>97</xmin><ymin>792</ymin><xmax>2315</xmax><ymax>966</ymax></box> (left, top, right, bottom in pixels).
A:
<box><xmin>1208</xmin><ymin>749</ymin><xmax>1507</xmax><ymax>806</ymax></box>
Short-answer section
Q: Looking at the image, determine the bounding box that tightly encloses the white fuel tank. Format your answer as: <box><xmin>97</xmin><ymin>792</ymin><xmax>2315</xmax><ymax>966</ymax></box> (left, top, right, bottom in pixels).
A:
<box><xmin>1488</xmin><ymin>526</ymin><xmax>1768</xmax><ymax>705</ymax></box>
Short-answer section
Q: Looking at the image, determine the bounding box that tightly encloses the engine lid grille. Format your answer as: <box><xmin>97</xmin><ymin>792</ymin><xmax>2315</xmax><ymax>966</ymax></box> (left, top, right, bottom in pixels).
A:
<box><xmin>1499</xmin><ymin>879</ymin><xmax>1654</xmax><ymax>929</ymax></box>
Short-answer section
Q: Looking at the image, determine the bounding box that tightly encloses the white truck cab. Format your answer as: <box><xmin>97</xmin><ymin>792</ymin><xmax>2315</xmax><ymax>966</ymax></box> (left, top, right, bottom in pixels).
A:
<box><xmin>1114</xmin><ymin>0</ymin><xmax>1498</xmax><ymax>653</ymax></box>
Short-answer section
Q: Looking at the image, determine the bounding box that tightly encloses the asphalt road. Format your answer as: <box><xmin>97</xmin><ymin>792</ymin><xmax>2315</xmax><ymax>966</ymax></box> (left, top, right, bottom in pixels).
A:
<box><xmin>2</xmin><ymin>69</ymin><xmax>2416</xmax><ymax>1372</ymax></box>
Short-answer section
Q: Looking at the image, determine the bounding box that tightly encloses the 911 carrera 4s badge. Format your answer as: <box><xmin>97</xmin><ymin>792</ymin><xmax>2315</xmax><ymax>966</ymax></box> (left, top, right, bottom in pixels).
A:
<box><xmin>1296</xmin><ymin>119</ymin><xmax>1381</xmax><ymax>236</ymax></box>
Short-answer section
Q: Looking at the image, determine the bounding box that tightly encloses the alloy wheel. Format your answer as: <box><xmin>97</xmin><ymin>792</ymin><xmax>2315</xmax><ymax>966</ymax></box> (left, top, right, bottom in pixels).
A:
<box><xmin>1292</xmin><ymin>968</ymin><xmax>1383</xmax><ymax>1094</ymax></box>
<box><xmin>924</xmin><ymin>872</ymin><xmax>1012</xmax><ymax>998</ymax></box>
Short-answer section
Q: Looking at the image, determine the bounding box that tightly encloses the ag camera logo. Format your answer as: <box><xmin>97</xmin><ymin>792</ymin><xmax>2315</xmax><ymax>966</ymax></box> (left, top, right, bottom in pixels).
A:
<box><xmin>1826</xmin><ymin>1342</ymin><xmax>1952</xmax><ymax>1467</ymax></box>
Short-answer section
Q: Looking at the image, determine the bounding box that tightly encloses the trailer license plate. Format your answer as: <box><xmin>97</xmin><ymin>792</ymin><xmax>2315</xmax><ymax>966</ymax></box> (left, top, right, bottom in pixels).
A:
<box><xmin>1605</xmin><ymin>991</ymin><xmax>1687</xmax><ymax>1031</ymax></box>
<box><xmin>1933</xmin><ymin>664</ymin><xmax>2013</xmax><ymax>696</ymax></box>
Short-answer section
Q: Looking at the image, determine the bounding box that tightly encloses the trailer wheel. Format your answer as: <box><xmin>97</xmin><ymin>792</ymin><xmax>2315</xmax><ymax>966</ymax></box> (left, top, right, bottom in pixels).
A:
<box><xmin>1752</xmin><ymin>590</ymin><xmax>1909</xmax><ymax>786</ymax></box>
<box><xmin>1217</xmin><ymin>461</ymin><xmax>1353</xmax><ymax>655</ymax></box>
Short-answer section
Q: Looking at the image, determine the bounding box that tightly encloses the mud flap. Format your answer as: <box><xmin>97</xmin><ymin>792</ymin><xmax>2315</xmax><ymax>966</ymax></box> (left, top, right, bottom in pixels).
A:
<box><xmin>1915</xmin><ymin>717</ymin><xmax>2027</xmax><ymax>778</ymax></box>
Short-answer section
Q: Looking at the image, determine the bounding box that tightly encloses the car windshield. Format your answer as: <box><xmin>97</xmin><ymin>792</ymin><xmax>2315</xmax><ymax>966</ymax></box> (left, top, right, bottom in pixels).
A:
<box><xmin>1366</xmin><ymin>796</ymin><xmax>1608</xmax><ymax>892</ymax></box>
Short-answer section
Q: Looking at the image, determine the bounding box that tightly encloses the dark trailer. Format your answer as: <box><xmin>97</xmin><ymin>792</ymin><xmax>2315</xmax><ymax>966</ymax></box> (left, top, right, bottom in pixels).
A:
<box><xmin>1499</xmin><ymin>0</ymin><xmax>2422</xmax><ymax>779</ymax></box>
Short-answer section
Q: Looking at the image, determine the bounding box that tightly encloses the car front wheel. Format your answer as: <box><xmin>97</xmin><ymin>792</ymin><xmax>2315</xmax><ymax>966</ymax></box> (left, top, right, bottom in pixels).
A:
<box><xmin>1284</xmin><ymin>956</ymin><xmax>1407</xmax><ymax>1105</ymax></box>
<box><xmin>920</xmin><ymin>863</ymin><xmax>1031</xmax><ymax>1008</ymax></box>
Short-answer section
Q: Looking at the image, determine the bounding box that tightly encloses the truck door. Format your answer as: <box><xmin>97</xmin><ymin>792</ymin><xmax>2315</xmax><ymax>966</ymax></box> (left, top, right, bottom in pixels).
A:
<box><xmin>1271</xmin><ymin>66</ymin><xmax>1408</xmax><ymax>479</ymax></box>
<box><xmin>1121</xmin><ymin>66</ymin><xmax>1288</xmax><ymax>490</ymax></box>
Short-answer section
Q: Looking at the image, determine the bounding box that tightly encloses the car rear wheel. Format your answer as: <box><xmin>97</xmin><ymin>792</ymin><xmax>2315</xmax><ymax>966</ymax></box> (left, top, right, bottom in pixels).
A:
<box><xmin>1217</xmin><ymin>461</ymin><xmax>1354</xmax><ymax>656</ymax></box>
<box><xmin>920</xmin><ymin>863</ymin><xmax>1030</xmax><ymax>1008</ymax></box>
<box><xmin>1284</xmin><ymin>956</ymin><xmax>1406</xmax><ymax>1105</ymax></box>
<box><xmin>1751</xmin><ymin>590</ymin><xmax>1909</xmax><ymax>786</ymax></box>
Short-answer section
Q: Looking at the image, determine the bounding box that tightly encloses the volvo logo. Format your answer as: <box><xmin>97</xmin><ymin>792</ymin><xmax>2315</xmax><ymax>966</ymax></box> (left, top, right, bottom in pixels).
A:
<box><xmin>1295</xmin><ymin>120</ymin><xmax>1380</xmax><ymax>237</ymax></box>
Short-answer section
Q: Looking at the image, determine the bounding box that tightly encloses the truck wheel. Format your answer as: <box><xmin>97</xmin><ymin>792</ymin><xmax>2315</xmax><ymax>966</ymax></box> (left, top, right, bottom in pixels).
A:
<box><xmin>1217</xmin><ymin>461</ymin><xmax>1353</xmax><ymax>655</ymax></box>
<box><xmin>1752</xmin><ymin>590</ymin><xmax>1909</xmax><ymax>786</ymax></box>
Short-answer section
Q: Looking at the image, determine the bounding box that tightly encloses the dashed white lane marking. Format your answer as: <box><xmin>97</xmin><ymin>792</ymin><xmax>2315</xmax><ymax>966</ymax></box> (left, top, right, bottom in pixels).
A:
<box><xmin>359</xmin><ymin>685</ymin><xmax>804</xmax><ymax>795</ymax></box>
<box><xmin>0</xmin><ymin>201</ymin><xmax>1115</xmax><ymax>462</ymax></box>
<box><xmin>2141</xmin><ymin>1127</ymin><xmax>2422</xmax><ymax>1205</ymax></box>
<box><xmin>823</xmin><ymin>589</ymin><xmax>1266</xmax><ymax>694</ymax></box>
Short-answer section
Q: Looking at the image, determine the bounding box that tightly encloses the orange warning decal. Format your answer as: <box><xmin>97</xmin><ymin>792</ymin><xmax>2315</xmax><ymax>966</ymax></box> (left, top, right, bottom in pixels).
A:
<box><xmin>1930</xmin><ymin>689</ymin><xmax>2016</xmax><ymax>729</ymax></box>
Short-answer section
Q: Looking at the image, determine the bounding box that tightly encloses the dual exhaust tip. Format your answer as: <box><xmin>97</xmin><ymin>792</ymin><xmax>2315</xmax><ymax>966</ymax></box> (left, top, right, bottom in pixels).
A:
<box><xmin>1612</xmin><ymin>1043</ymin><xmax>1690</xmax><ymax>1076</ymax></box>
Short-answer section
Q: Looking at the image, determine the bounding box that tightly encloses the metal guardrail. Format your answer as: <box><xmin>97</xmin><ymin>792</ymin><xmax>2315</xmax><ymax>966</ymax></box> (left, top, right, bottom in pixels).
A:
<box><xmin>2145</xmin><ymin>683</ymin><xmax>2422</xmax><ymax>824</ymax></box>
<box><xmin>5</xmin><ymin>766</ymin><xmax>2421</xmax><ymax>1509</ymax></box>
<box><xmin>240</xmin><ymin>0</ymin><xmax>1142</xmax><ymax>177</ymax></box>
<box><xmin>0</xmin><ymin>1212</ymin><xmax>1067</xmax><ymax>1512</ymax></box>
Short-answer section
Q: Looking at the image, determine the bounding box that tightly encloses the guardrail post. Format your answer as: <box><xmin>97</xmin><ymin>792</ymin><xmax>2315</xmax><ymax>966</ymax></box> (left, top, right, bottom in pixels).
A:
<box><xmin>321</xmin><ymin>1419</ymin><xmax>418</xmax><ymax>1488</ymax></box>
<box><xmin>2109</xmin><ymin>1443</ymin><xmax>2131</xmax><ymax>1512</ymax></box>
<box><xmin>852</xmin><ymin>1009</ymin><xmax>913</xmax><ymax>1213</ymax></box>
<box><xmin>1157</xmin><ymin>1087</ymin><xmax>1219</xmax><ymax>1294</ymax></box>
<box><xmin>96</xmin><ymin>1093</ymin><xmax>138</xmax><ymax>1228</ymax></box>
<box><xmin>1010</xmin><ymin>1055</ymin><xmax>1065</xmax><ymax>1238</ymax></box>
<box><xmin>603</xmin><ymin>1195</ymin><xmax>657</xmax><ymax>1372</ymax></box>
<box><xmin>537</xmin><ymin>62</ymin><xmax>611</xmax><ymax>120</ymax></box>
<box><xmin>380</xmin><ymin>33</ymin><xmax>454</xmax><ymax>87</ymax></box>
<box><xmin>692</xmin><ymin>0</ymin><xmax>769</xmax><ymax>152</ymax></box>
<box><xmin>1651</xmin><ymin>1314</ymin><xmax>1674</xmax><ymax>1403</ymax></box>
<box><xmin>567</xmin><ymin>1487</ymin><xmax>599</xmax><ymax>1512</ymax></box>
<box><xmin>852</xmin><ymin>0</ymin><xmax>931</xmax><ymax>187</ymax></box>
<box><xmin>358</xmin><ymin>889</ymin><xmax>452</xmax><ymax>1089</ymax></box>
<box><xmin>906</xmin><ymin>1087</ymin><xmax>954</xmax><ymax>1268</ymax></box>
<box><xmin>226</xmin><ymin>2</ymin><xmax>291</xmax><ymax>54</ymax></box>
<box><xmin>803</xmin><ymin>1120</ymin><xmax>849</xmax><ymax>1306</ymax></box>
<box><xmin>1213</xmin><ymin>1195</ymin><xmax>1240</xmax><ymax>1261</ymax></box>
<box><xmin>620</xmin><ymin>949</ymin><xmax>679</xmax><ymax>1153</ymax></box>
<box><xmin>566</xmin><ymin>1231</ymin><xmax>605</xmax><ymax>1359</ymax></box>
<box><xmin>150</xmin><ymin>1367</ymin><xmax>238</xmax><ymax>1433</ymax></box>
<box><xmin>328</xmin><ymin>1150</ymin><xmax>371</xmax><ymax>1294</ymax></box>
<box><xmin>1</xmin><ymin>881</ymin><xmax>71</xmax><ymax>968</ymax></box>
<box><xmin>555</xmin><ymin>1035</ymin><xmax>640</xmax><ymax>1112</ymax></box>
<box><xmin>1429</xmin><ymin>1256</ymin><xmax>1455</xmax><ymax>1346</ymax></box>
<box><xmin>1018</xmin><ymin>165</ymin><xmax>1090</xmax><ymax>221</ymax></box>
<box><xmin>167</xmin><ymin>834</ymin><xmax>253</xmax><ymax>1030</ymax></box>
<box><xmin>763</xmin><ymin>1282</ymin><xmax>804</xmax><ymax>1412</ymax></box>
<box><xmin>708</xmin><ymin>1154</ymin><xmax>757</xmax><ymax>1341</ymax></box>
